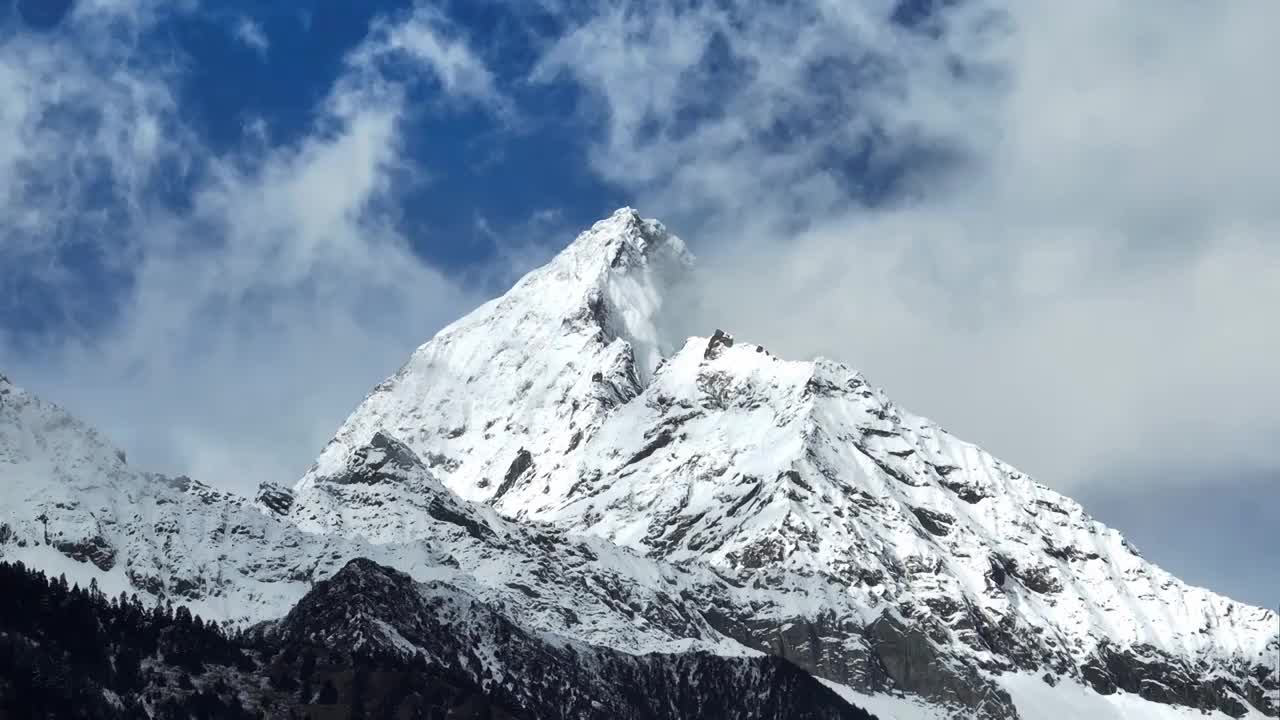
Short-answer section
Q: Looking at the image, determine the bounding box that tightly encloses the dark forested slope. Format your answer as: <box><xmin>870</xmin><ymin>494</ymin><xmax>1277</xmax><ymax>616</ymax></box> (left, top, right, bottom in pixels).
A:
<box><xmin>0</xmin><ymin>559</ymin><xmax>873</xmax><ymax>720</ymax></box>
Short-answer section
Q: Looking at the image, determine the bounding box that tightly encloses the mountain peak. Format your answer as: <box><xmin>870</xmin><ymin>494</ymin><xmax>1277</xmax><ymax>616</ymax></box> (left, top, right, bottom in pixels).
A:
<box><xmin>290</xmin><ymin>211</ymin><xmax>1279</xmax><ymax>719</ymax></box>
<box><xmin>299</xmin><ymin>209</ymin><xmax>694</xmax><ymax>504</ymax></box>
<box><xmin>563</xmin><ymin>206</ymin><xmax>689</xmax><ymax>270</ymax></box>
<box><xmin>519</xmin><ymin>206</ymin><xmax>692</xmax><ymax>302</ymax></box>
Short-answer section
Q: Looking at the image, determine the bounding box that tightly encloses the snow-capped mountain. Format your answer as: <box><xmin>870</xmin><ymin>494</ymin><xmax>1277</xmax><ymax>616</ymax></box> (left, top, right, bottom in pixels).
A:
<box><xmin>297</xmin><ymin>209</ymin><xmax>1279</xmax><ymax>719</ymax></box>
<box><xmin>1</xmin><ymin>209</ymin><xmax>1277</xmax><ymax>719</ymax></box>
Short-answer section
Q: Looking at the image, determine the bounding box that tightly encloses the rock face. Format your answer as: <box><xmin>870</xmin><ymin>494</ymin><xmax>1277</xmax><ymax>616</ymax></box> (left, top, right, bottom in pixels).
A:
<box><xmin>263</xmin><ymin>557</ymin><xmax>873</xmax><ymax>720</ymax></box>
<box><xmin>1</xmin><ymin>208</ymin><xmax>1278</xmax><ymax>720</ymax></box>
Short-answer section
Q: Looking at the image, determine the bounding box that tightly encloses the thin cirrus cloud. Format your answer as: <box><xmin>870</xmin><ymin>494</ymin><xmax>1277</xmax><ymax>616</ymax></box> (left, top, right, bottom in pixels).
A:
<box><xmin>0</xmin><ymin>2</ymin><xmax>500</xmax><ymax>491</ymax></box>
<box><xmin>233</xmin><ymin>15</ymin><xmax>270</xmax><ymax>55</ymax></box>
<box><xmin>533</xmin><ymin>0</ymin><xmax>1280</xmax><ymax>495</ymax></box>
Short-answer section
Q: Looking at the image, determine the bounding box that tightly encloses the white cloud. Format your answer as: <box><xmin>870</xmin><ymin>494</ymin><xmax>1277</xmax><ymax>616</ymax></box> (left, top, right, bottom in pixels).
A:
<box><xmin>534</xmin><ymin>0</ymin><xmax>1280</xmax><ymax>492</ymax></box>
<box><xmin>234</xmin><ymin>16</ymin><xmax>269</xmax><ymax>55</ymax></box>
<box><xmin>0</xmin><ymin>3</ymin><xmax>501</xmax><ymax>491</ymax></box>
<box><xmin>354</xmin><ymin>5</ymin><xmax>509</xmax><ymax>113</ymax></box>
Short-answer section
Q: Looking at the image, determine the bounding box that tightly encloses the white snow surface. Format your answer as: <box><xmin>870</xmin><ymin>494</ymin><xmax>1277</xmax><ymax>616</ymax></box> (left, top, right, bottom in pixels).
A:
<box><xmin>997</xmin><ymin>673</ymin><xmax>1274</xmax><ymax>720</ymax></box>
<box><xmin>822</xmin><ymin>674</ymin><xmax>1275</xmax><ymax>720</ymax></box>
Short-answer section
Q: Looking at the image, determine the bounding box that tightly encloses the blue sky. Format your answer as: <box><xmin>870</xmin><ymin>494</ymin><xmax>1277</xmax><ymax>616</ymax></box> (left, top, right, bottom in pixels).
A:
<box><xmin>0</xmin><ymin>0</ymin><xmax>1277</xmax><ymax>608</ymax></box>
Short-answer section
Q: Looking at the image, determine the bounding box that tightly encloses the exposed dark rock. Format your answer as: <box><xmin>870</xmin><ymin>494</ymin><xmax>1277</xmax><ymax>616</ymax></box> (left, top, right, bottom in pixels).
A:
<box><xmin>170</xmin><ymin>576</ymin><xmax>203</xmax><ymax>599</ymax></box>
<box><xmin>910</xmin><ymin>507</ymin><xmax>954</xmax><ymax>537</ymax></box>
<box><xmin>1043</xmin><ymin>540</ymin><xmax>1100</xmax><ymax>563</ymax></box>
<box><xmin>493</xmin><ymin>449</ymin><xmax>534</xmax><ymax>501</ymax></box>
<box><xmin>423</xmin><ymin>451</ymin><xmax>462</xmax><ymax>472</ymax></box>
<box><xmin>126</xmin><ymin>568</ymin><xmax>165</xmax><ymax>596</ymax></box>
<box><xmin>866</xmin><ymin>614</ymin><xmax>1017</xmax><ymax>720</ymax></box>
<box><xmin>781</xmin><ymin>469</ymin><xmax>814</xmax><ymax>493</ymax></box>
<box><xmin>805</xmin><ymin>376</ymin><xmax>847</xmax><ymax>397</ymax></box>
<box><xmin>859</xmin><ymin>428</ymin><xmax>898</xmax><ymax>439</ymax></box>
<box><xmin>425</xmin><ymin>500</ymin><xmax>492</xmax><ymax>541</ymax></box>
<box><xmin>858</xmin><ymin>448</ymin><xmax>921</xmax><ymax>487</ymax></box>
<box><xmin>726</xmin><ymin>479</ymin><xmax>764</xmax><ymax>517</ymax></box>
<box><xmin>1010</xmin><ymin>563</ymin><xmax>1062</xmax><ymax>595</ymax></box>
<box><xmin>644</xmin><ymin>510</ymin><xmax>709</xmax><ymax>555</ymax></box>
<box><xmin>566</xmin><ymin>429</ymin><xmax>583</xmax><ymax>453</ymax></box>
<box><xmin>54</xmin><ymin>535</ymin><xmax>116</xmax><ymax>571</ymax></box>
<box><xmin>1033</xmin><ymin>499</ymin><xmax>1068</xmax><ymax>515</ymax></box>
<box><xmin>329</xmin><ymin>431</ymin><xmax>426</xmax><ymax>485</ymax></box>
<box><xmin>1082</xmin><ymin>642</ymin><xmax>1275</xmax><ymax>718</ymax></box>
<box><xmin>939</xmin><ymin>477</ymin><xmax>989</xmax><ymax>503</ymax></box>
<box><xmin>704</xmin><ymin>329</ymin><xmax>735</xmax><ymax>360</ymax></box>
<box><xmin>625</xmin><ymin>430</ymin><xmax>674</xmax><ymax>466</ymax></box>
<box><xmin>254</xmin><ymin>483</ymin><xmax>295</xmax><ymax>516</ymax></box>
<box><xmin>989</xmin><ymin>556</ymin><xmax>1008</xmax><ymax>587</ymax></box>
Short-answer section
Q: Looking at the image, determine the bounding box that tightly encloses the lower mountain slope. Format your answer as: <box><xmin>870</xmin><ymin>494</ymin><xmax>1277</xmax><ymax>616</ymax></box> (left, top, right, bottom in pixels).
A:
<box><xmin>0</xmin><ymin>557</ymin><xmax>869</xmax><ymax>720</ymax></box>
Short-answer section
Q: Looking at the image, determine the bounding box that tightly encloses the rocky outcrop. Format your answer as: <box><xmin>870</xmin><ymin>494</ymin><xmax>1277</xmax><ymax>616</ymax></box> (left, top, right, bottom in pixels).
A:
<box><xmin>493</xmin><ymin>448</ymin><xmax>534</xmax><ymax>500</ymax></box>
<box><xmin>866</xmin><ymin>613</ymin><xmax>1017</xmax><ymax>719</ymax></box>
<box><xmin>704</xmin><ymin>329</ymin><xmax>735</xmax><ymax>359</ymax></box>
<box><xmin>254</xmin><ymin>482</ymin><xmax>294</xmax><ymax>516</ymax></box>
<box><xmin>1082</xmin><ymin>642</ymin><xmax>1275</xmax><ymax>718</ymax></box>
<box><xmin>265</xmin><ymin>558</ymin><xmax>875</xmax><ymax>720</ymax></box>
<box><xmin>54</xmin><ymin>535</ymin><xmax>116</xmax><ymax>571</ymax></box>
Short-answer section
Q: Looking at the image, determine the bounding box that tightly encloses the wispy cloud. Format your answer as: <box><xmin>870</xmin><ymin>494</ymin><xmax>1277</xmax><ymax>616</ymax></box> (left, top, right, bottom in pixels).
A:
<box><xmin>0</xmin><ymin>3</ymin><xmax>505</xmax><ymax>490</ymax></box>
<box><xmin>233</xmin><ymin>15</ymin><xmax>269</xmax><ymax>55</ymax></box>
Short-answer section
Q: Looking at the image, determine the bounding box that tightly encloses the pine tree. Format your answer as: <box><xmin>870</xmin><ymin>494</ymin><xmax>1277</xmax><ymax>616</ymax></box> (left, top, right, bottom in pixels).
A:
<box><xmin>317</xmin><ymin>678</ymin><xmax>339</xmax><ymax>705</ymax></box>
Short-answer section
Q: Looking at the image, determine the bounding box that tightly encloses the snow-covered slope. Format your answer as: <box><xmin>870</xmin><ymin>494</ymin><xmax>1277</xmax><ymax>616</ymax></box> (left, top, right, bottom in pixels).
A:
<box><xmin>299</xmin><ymin>208</ymin><xmax>691</xmax><ymax>507</ymax></box>
<box><xmin>296</xmin><ymin>209</ymin><xmax>1279</xmax><ymax>719</ymax></box>
<box><xmin>0</xmin><ymin>373</ymin><xmax>745</xmax><ymax>659</ymax></box>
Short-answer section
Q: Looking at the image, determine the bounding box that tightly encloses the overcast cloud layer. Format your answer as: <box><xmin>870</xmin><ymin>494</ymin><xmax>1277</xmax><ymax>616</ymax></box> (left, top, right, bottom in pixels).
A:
<box><xmin>0</xmin><ymin>1</ymin><xmax>1275</xmax><ymax>605</ymax></box>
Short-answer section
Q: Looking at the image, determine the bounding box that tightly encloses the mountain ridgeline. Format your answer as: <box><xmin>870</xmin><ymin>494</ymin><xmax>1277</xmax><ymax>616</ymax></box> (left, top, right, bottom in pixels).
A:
<box><xmin>0</xmin><ymin>209</ymin><xmax>1277</xmax><ymax>719</ymax></box>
